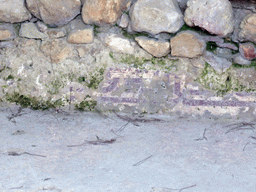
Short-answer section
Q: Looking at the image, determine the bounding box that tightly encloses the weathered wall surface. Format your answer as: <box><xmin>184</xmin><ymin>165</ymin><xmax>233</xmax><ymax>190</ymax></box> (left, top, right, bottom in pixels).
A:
<box><xmin>1</xmin><ymin>0</ymin><xmax>256</xmax><ymax>118</ymax></box>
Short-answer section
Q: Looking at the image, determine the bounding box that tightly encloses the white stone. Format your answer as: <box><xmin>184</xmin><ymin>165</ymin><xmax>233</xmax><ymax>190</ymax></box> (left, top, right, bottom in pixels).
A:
<box><xmin>184</xmin><ymin>0</ymin><xmax>234</xmax><ymax>37</ymax></box>
<box><xmin>130</xmin><ymin>0</ymin><xmax>184</xmax><ymax>35</ymax></box>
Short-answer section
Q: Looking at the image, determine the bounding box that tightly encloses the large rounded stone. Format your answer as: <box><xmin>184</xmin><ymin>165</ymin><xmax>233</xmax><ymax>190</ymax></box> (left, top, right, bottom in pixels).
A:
<box><xmin>82</xmin><ymin>0</ymin><xmax>126</xmax><ymax>26</ymax></box>
<box><xmin>26</xmin><ymin>0</ymin><xmax>81</xmax><ymax>27</ymax></box>
<box><xmin>238</xmin><ymin>14</ymin><xmax>256</xmax><ymax>43</ymax></box>
<box><xmin>129</xmin><ymin>0</ymin><xmax>184</xmax><ymax>35</ymax></box>
<box><xmin>184</xmin><ymin>0</ymin><xmax>234</xmax><ymax>37</ymax></box>
<box><xmin>0</xmin><ymin>0</ymin><xmax>31</xmax><ymax>23</ymax></box>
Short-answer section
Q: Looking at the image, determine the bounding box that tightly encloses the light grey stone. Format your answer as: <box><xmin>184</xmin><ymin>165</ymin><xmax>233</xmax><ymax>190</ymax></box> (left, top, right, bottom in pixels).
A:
<box><xmin>19</xmin><ymin>22</ymin><xmax>48</xmax><ymax>39</ymax></box>
<box><xmin>117</xmin><ymin>13</ymin><xmax>130</xmax><ymax>28</ymax></box>
<box><xmin>135</xmin><ymin>36</ymin><xmax>170</xmax><ymax>57</ymax></box>
<box><xmin>130</xmin><ymin>0</ymin><xmax>184</xmax><ymax>35</ymax></box>
<box><xmin>26</xmin><ymin>0</ymin><xmax>81</xmax><ymax>27</ymax></box>
<box><xmin>98</xmin><ymin>33</ymin><xmax>137</xmax><ymax>54</ymax></box>
<box><xmin>184</xmin><ymin>0</ymin><xmax>234</xmax><ymax>37</ymax></box>
<box><xmin>214</xmin><ymin>48</ymin><xmax>233</xmax><ymax>60</ymax></box>
<box><xmin>36</xmin><ymin>21</ymin><xmax>48</xmax><ymax>32</ymax></box>
<box><xmin>231</xmin><ymin>9</ymin><xmax>252</xmax><ymax>43</ymax></box>
<box><xmin>0</xmin><ymin>0</ymin><xmax>31</xmax><ymax>23</ymax></box>
<box><xmin>204</xmin><ymin>51</ymin><xmax>232</xmax><ymax>74</ymax></box>
<box><xmin>233</xmin><ymin>53</ymin><xmax>252</xmax><ymax>66</ymax></box>
<box><xmin>0</xmin><ymin>23</ymin><xmax>17</xmax><ymax>41</ymax></box>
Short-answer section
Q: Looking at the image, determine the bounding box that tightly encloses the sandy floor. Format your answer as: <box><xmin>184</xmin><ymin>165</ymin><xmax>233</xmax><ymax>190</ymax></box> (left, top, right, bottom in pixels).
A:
<box><xmin>0</xmin><ymin>105</ymin><xmax>256</xmax><ymax>192</ymax></box>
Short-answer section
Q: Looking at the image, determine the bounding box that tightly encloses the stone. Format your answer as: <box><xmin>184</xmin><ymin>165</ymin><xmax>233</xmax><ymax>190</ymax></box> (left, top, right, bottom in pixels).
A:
<box><xmin>67</xmin><ymin>19</ymin><xmax>94</xmax><ymax>44</ymax></box>
<box><xmin>82</xmin><ymin>0</ymin><xmax>125</xmax><ymax>26</ymax></box>
<box><xmin>117</xmin><ymin>13</ymin><xmax>130</xmax><ymax>28</ymax></box>
<box><xmin>204</xmin><ymin>51</ymin><xmax>232</xmax><ymax>74</ymax></box>
<box><xmin>239</xmin><ymin>43</ymin><xmax>256</xmax><ymax>60</ymax></box>
<box><xmin>40</xmin><ymin>39</ymin><xmax>73</xmax><ymax>63</ymax></box>
<box><xmin>0</xmin><ymin>0</ymin><xmax>31</xmax><ymax>23</ymax></box>
<box><xmin>67</xmin><ymin>27</ymin><xmax>94</xmax><ymax>44</ymax></box>
<box><xmin>238</xmin><ymin>14</ymin><xmax>256</xmax><ymax>43</ymax></box>
<box><xmin>129</xmin><ymin>0</ymin><xmax>184</xmax><ymax>35</ymax></box>
<box><xmin>19</xmin><ymin>22</ymin><xmax>47</xmax><ymax>39</ymax></box>
<box><xmin>98</xmin><ymin>33</ymin><xmax>137</xmax><ymax>54</ymax></box>
<box><xmin>215</xmin><ymin>42</ymin><xmax>238</xmax><ymax>50</ymax></box>
<box><xmin>170</xmin><ymin>31</ymin><xmax>206</xmax><ymax>58</ymax></box>
<box><xmin>190</xmin><ymin>57</ymin><xmax>205</xmax><ymax>69</ymax></box>
<box><xmin>184</xmin><ymin>0</ymin><xmax>234</xmax><ymax>37</ymax></box>
<box><xmin>233</xmin><ymin>53</ymin><xmax>252</xmax><ymax>65</ymax></box>
<box><xmin>47</xmin><ymin>28</ymin><xmax>67</xmax><ymax>39</ymax></box>
<box><xmin>36</xmin><ymin>21</ymin><xmax>48</xmax><ymax>32</ymax></box>
<box><xmin>26</xmin><ymin>0</ymin><xmax>81</xmax><ymax>27</ymax></box>
<box><xmin>177</xmin><ymin>0</ymin><xmax>188</xmax><ymax>11</ymax></box>
<box><xmin>214</xmin><ymin>48</ymin><xmax>233</xmax><ymax>60</ymax></box>
<box><xmin>0</xmin><ymin>23</ymin><xmax>17</xmax><ymax>41</ymax></box>
<box><xmin>135</xmin><ymin>36</ymin><xmax>170</xmax><ymax>57</ymax></box>
<box><xmin>231</xmin><ymin>9</ymin><xmax>252</xmax><ymax>43</ymax></box>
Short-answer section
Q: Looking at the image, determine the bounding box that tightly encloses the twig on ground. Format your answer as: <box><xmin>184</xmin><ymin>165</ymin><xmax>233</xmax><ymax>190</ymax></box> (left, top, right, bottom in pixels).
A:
<box><xmin>114</xmin><ymin>111</ymin><xmax>165</xmax><ymax>126</ymax></box>
<box><xmin>110</xmin><ymin>129</ymin><xmax>124</xmax><ymax>138</ymax></box>
<box><xmin>250</xmin><ymin>136</ymin><xmax>256</xmax><ymax>140</ymax></box>
<box><xmin>8</xmin><ymin>151</ymin><xmax>47</xmax><ymax>157</ymax></box>
<box><xmin>164</xmin><ymin>184</ymin><xmax>197</xmax><ymax>192</ymax></box>
<box><xmin>133</xmin><ymin>155</ymin><xmax>153</xmax><ymax>166</ymax></box>
<box><xmin>67</xmin><ymin>136</ymin><xmax>118</xmax><ymax>147</ymax></box>
<box><xmin>225</xmin><ymin>122</ymin><xmax>255</xmax><ymax>134</ymax></box>
<box><xmin>8</xmin><ymin>185</ymin><xmax>23</xmax><ymax>190</ymax></box>
<box><xmin>6</xmin><ymin>106</ymin><xmax>23</xmax><ymax>123</ymax></box>
<box><xmin>243</xmin><ymin>141</ymin><xmax>250</xmax><ymax>151</ymax></box>
<box><xmin>194</xmin><ymin>128</ymin><xmax>207</xmax><ymax>141</ymax></box>
<box><xmin>116</xmin><ymin>121</ymin><xmax>130</xmax><ymax>132</ymax></box>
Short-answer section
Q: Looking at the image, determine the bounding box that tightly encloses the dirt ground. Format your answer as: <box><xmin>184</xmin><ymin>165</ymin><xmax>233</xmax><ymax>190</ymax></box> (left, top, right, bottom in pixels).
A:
<box><xmin>0</xmin><ymin>104</ymin><xmax>256</xmax><ymax>192</ymax></box>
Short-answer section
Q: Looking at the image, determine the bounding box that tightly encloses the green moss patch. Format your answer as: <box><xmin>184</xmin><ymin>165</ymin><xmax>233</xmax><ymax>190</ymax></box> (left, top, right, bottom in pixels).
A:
<box><xmin>196</xmin><ymin>62</ymin><xmax>255</xmax><ymax>96</ymax></box>
<box><xmin>86</xmin><ymin>67</ymin><xmax>105</xmax><ymax>89</ymax></box>
<box><xmin>5</xmin><ymin>92</ymin><xmax>64</xmax><ymax>110</ymax></box>
<box><xmin>75</xmin><ymin>95</ymin><xmax>97</xmax><ymax>111</ymax></box>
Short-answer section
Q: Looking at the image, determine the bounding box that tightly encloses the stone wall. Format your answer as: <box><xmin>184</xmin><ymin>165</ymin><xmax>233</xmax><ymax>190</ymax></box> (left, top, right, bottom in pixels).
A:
<box><xmin>1</xmin><ymin>0</ymin><xmax>256</xmax><ymax>118</ymax></box>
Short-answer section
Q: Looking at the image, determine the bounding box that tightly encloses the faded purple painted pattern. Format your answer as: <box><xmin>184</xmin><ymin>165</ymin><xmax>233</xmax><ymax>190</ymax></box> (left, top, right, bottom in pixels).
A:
<box><xmin>100</xmin><ymin>69</ymin><xmax>255</xmax><ymax>108</ymax></box>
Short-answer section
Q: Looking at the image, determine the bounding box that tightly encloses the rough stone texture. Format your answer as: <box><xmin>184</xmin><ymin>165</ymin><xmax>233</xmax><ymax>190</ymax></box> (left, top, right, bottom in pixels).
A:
<box><xmin>40</xmin><ymin>39</ymin><xmax>73</xmax><ymax>63</ymax></box>
<box><xmin>184</xmin><ymin>0</ymin><xmax>234</xmax><ymax>37</ymax></box>
<box><xmin>19</xmin><ymin>22</ymin><xmax>47</xmax><ymax>39</ymax></box>
<box><xmin>117</xmin><ymin>13</ymin><xmax>130</xmax><ymax>28</ymax></box>
<box><xmin>190</xmin><ymin>57</ymin><xmax>205</xmax><ymax>69</ymax></box>
<box><xmin>233</xmin><ymin>53</ymin><xmax>252</xmax><ymax>65</ymax></box>
<box><xmin>82</xmin><ymin>0</ymin><xmax>126</xmax><ymax>26</ymax></box>
<box><xmin>0</xmin><ymin>0</ymin><xmax>31</xmax><ymax>23</ymax></box>
<box><xmin>239</xmin><ymin>43</ymin><xmax>256</xmax><ymax>60</ymax></box>
<box><xmin>204</xmin><ymin>51</ymin><xmax>232</xmax><ymax>74</ymax></box>
<box><xmin>36</xmin><ymin>21</ymin><xmax>48</xmax><ymax>33</ymax></box>
<box><xmin>67</xmin><ymin>19</ymin><xmax>94</xmax><ymax>44</ymax></box>
<box><xmin>98</xmin><ymin>33</ymin><xmax>137</xmax><ymax>54</ymax></box>
<box><xmin>47</xmin><ymin>28</ymin><xmax>67</xmax><ymax>39</ymax></box>
<box><xmin>216</xmin><ymin>42</ymin><xmax>238</xmax><ymax>50</ymax></box>
<box><xmin>239</xmin><ymin>14</ymin><xmax>256</xmax><ymax>43</ymax></box>
<box><xmin>0</xmin><ymin>23</ymin><xmax>17</xmax><ymax>41</ymax></box>
<box><xmin>170</xmin><ymin>31</ymin><xmax>206</xmax><ymax>58</ymax></box>
<box><xmin>26</xmin><ymin>0</ymin><xmax>81</xmax><ymax>27</ymax></box>
<box><xmin>135</xmin><ymin>36</ymin><xmax>170</xmax><ymax>57</ymax></box>
<box><xmin>129</xmin><ymin>0</ymin><xmax>184</xmax><ymax>35</ymax></box>
<box><xmin>214</xmin><ymin>48</ymin><xmax>234</xmax><ymax>60</ymax></box>
<box><xmin>67</xmin><ymin>27</ymin><xmax>94</xmax><ymax>44</ymax></box>
<box><xmin>231</xmin><ymin>9</ymin><xmax>252</xmax><ymax>43</ymax></box>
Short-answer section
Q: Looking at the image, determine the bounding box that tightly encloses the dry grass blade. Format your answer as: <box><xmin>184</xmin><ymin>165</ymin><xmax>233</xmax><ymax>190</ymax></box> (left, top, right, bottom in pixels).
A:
<box><xmin>225</xmin><ymin>122</ymin><xmax>255</xmax><ymax>134</ymax></box>
<box><xmin>133</xmin><ymin>155</ymin><xmax>153</xmax><ymax>166</ymax></box>
<box><xmin>67</xmin><ymin>136</ymin><xmax>118</xmax><ymax>147</ymax></box>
